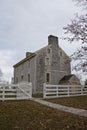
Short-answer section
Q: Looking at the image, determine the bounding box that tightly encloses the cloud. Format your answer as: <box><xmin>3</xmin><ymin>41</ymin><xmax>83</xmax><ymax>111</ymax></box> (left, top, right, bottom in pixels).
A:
<box><xmin>0</xmin><ymin>0</ymin><xmax>77</xmax><ymax>50</ymax></box>
<box><xmin>0</xmin><ymin>0</ymin><xmax>82</xmax><ymax>81</ymax></box>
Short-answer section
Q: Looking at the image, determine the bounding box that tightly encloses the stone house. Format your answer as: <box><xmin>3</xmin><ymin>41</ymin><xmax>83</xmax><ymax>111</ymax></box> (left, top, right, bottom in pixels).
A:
<box><xmin>13</xmin><ymin>35</ymin><xmax>71</xmax><ymax>93</ymax></box>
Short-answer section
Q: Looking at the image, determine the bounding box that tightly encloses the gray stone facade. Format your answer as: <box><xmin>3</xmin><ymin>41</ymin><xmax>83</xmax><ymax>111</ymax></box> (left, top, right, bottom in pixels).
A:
<box><xmin>13</xmin><ymin>35</ymin><xmax>71</xmax><ymax>93</ymax></box>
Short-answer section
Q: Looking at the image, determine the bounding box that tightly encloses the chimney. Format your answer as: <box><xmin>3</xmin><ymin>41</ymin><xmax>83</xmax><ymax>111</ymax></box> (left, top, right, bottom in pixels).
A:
<box><xmin>26</xmin><ymin>52</ymin><xmax>32</xmax><ymax>57</ymax></box>
<box><xmin>48</xmin><ymin>35</ymin><xmax>58</xmax><ymax>46</ymax></box>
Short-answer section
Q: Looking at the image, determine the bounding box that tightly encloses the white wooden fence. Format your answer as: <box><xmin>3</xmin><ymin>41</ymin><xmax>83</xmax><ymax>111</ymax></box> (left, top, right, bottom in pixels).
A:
<box><xmin>43</xmin><ymin>83</ymin><xmax>87</xmax><ymax>98</ymax></box>
<box><xmin>0</xmin><ymin>82</ymin><xmax>32</xmax><ymax>101</ymax></box>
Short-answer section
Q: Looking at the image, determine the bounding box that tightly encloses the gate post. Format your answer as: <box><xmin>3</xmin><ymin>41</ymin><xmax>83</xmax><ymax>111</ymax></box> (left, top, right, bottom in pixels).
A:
<box><xmin>68</xmin><ymin>86</ymin><xmax>70</xmax><ymax>96</ymax></box>
<box><xmin>43</xmin><ymin>83</ymin><xmax>46</xmax><ymax>98</ymax></box>
<box><xmin>29</xmin><ymin>82</ymin><xmax>32</xmax><ymax>98</ymax></box>
<box><xmin>2</xmin><ymin>86</ymin><xmax>5</xmax><ymax>101</ymax></box>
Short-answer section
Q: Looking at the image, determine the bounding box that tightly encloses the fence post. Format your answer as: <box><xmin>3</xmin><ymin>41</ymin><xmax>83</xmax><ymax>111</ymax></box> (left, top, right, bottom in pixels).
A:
<box><xmin>81</xmin><ymin>85</ymin><xmax>83</xmax><ymax>95</ymax></box>
<box><xmin>56</xmin><ymin>85</ymin><xmax>58</xmax><ymax>97</ymax></box>
<box><xmin>43</xmin><ymin>83</ymin><xmax>46</xmax><ymax>98</ymax></box>
<box><xmin>2</xmin><ymin>86</ymin><xmax>5</xmax><ymax>101</ymax></box>
<box><xmin>29</xmin><ymin>83</ymin><xmax>32</xmax><ymax>98</ymax></box>
<box><xmin>16</xmin><ymin>83</ymin><xmax>20</xmax><ymax>99</ymax></box>
<box><xmin>68</xmin><ymin>86</ymin><xmax>69</xmax><ymax>96</ymax></box>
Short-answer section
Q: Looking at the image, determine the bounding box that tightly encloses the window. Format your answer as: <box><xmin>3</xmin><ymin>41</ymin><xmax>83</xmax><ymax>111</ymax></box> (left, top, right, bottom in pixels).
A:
<box><xmin>45</xmin><ymin>57</ymin><xmax>50</xmax><ymax>65</ymax></box>
<box><xmin>28</xmin><ymin>74</ymin><xmax>30</xmax><ymax>82</ymax></box>
<box><xmin>59</xmin><ymin>51</ymin><xmax>62</xmax><ymax>56</ymax></box>
<box><xmin>21</xmin><ymin>75</ymin><xmax>24</xmax><ymax>81</ymax></box>
<box><xmin>48</xmin><ymin>49</ymin><xmax>50</xmax><ymax>54</ymax></box>
<box><xmin>28</xmin><ymin>61</ymin><xmax>30</xmax><ymax>67</ymax></box>
<box><xmin>16</xmin><ymin>77</ymin><xmax>18</xmax><ymax>83</ymax></box>
<box><xmin>21</xmin><ymin>64</ymin><xmax>24</xmax><ymax>70</ymax></box>
<box><xmin>46</xmin><ymin>73</ymin><xmax>50</xmax><ymax>83</ymax></box>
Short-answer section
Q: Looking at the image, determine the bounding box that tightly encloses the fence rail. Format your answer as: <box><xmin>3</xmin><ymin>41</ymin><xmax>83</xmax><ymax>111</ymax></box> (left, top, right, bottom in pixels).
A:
<box><xmin>0</xmin><ymin>82</ymin><xmax>32</xmax><ymax>101</ymax></box>
<box><xmin>43</xmin><ymin>83</ymin><xmax>87</xmax><ymax>98</ymax></box>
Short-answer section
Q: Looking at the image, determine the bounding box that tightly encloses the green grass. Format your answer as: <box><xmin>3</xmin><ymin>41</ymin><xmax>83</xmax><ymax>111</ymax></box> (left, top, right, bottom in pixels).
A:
<box><xmin>32</xmin><ymin>93</ymin><xmax>43</xmax><ymax>98</ymax></box>
<box><xmin>45</xmin><ymin>95</ymin><xmax>87</xmax><ymax>110</ymax></box>
<box><xmin>0</xmin><ymin>100</ymin><xmax>87</xmax><ymax>130</ymax></box>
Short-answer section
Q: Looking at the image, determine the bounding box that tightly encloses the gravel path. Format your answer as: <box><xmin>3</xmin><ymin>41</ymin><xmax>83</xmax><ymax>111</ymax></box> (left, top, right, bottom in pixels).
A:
<box><xmin>32</xmin><ymin>98</ymin><xmax>87</xmax><ymax>118</ymax></box>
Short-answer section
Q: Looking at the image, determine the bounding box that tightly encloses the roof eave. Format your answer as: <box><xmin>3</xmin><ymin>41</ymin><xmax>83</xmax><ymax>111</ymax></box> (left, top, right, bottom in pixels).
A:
<box><xmin>13</xmin><ymin>53</ymin><xmax>36</xmax><ymax>68</ymax></box>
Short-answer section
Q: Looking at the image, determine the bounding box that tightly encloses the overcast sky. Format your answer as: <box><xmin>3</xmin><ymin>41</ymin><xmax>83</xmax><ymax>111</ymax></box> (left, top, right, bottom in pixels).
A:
<box><xmin>0</xmin><ymin>0</ymin><xmax>81</xmax><ymax>82</ymax></box>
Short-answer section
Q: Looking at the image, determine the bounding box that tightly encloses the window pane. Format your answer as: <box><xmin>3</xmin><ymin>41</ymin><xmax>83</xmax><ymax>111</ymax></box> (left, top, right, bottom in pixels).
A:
<box><xmin>48</xmin><ymin>49</ymin><xmax>50</xmax><ymax>53</ymax></box>
<box><xmin>16</xmin><ymin>77</ymin><xmax>18</xmax><ymax>83</ymax></box>
<box><xmin>45</xmin><ymin>58</ymin><xmax>50</xmax><ymax>65</ymax></box>
<box><xmin>28</xmin><ymin>74</ymin><xmax>30</xmax><ymax>82</ymax></box>
<box><xmin>46</xmin><ymin>73</ymin><xmax>50</xmax><ymax>83</ymax></box>
<box><xmin>21</xmin><ymin>75</ymin><xmax>24</xmax><ymax>81</ymax></box>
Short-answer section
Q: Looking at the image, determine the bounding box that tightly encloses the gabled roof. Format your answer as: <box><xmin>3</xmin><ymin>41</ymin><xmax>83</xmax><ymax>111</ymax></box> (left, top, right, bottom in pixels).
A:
<box><xmin>13</xmin><ymin>35</ymin><xmax>70</xmax><ymax>68</ymax></box>
<box><xmin>59</xmin><ymin>74</ymin><xmax>74</xmax><ymax>82</ymax></box>
<box><xmin>13</xmin><ymin>53</ymin><xmax>36</xmax><ymax>68</ymax></box>
<box><xmin>13</xmin><ymin>45</ymin><xmax>48</xmax><ymax>68</ymax></box>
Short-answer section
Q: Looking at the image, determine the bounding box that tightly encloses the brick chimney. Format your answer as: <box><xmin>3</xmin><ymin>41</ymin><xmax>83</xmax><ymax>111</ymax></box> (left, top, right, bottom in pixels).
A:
<box><xmin>48</xmin><ymin>35</ymin><xmax>58</xmax><ymax>46</ymax></box>
<box><xmin>26</xmin><ymin>52</ymin><xmax>32</xmax><ymax>57</ymax></box>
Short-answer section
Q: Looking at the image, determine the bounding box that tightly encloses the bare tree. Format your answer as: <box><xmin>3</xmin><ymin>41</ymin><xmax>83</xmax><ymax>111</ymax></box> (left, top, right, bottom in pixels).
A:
<box><xmin>85</xmin><ymin>79</ymin><xmax>87</xmax><ymax>85</ymax></box>
<box><xmin>64</xmin><ymin>0</ymin><xmax>87</xmax><ymax>74</ymax></box>
<box><xmin>73</xmin><ymin>0</ymin><xmax>87</xmax><ymax>9</ymax></box>
<box><xmin>64</xmin><ymin>14</ymin><xmax>87</xmax><ymax>44</ymax></box>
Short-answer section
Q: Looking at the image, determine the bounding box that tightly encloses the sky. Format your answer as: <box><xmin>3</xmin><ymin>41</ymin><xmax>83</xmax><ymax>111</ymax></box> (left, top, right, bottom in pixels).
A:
<box><xmin>0</xmin><ymin>0</ymin><xmax>82</xmax><ymax>82</ymax></box>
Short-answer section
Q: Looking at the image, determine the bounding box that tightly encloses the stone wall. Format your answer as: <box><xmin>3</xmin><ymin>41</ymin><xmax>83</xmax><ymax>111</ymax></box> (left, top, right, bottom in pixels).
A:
<box><xmin>14</xmin><ymin>57</ymin><xmax>36</xmax><ymax>93</ymax></box>
<box><xmin>35</xmin><ymin>47</ymin><xmax>46</xmax><ymax>93</ymax></box>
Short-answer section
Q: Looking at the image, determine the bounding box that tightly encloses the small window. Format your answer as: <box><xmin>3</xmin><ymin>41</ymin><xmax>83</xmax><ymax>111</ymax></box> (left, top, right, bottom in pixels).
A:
<box><xmin>16</xmin><ymin>77</ymin><xmax>18</xmax><ymax>83</ymax></box>
<box><xmin>21</xmin><ymin>64</ymin><xmax>24</xmax><ymax>70</ymax></box>
<box><xmin>21</xmin><ymin>75</ymin><xmax>24</xmax><ymax>81</ymax></box>
<box><xmin>28</xmin><ymin>61</ymin><xmax>30</xmax><ymax>67</ymax></box>
<box><xmin>46</xmin><ymin>73</ymin><xmax>50</xmax><ymax>83</ymax></box>
<box><xmin>28</xmin><ymin>74</ymin><xmax>30</xmax><ymax>82</ymax></box>
<box><xmin>45</xmin><ymin>57</ymin><xmax>50</xmax><ymax>65</ymax></box>
<box><xmin>48</xmin><ymin>49</ymin><xmax>50</xmax><ymax>54</ymax></box>
<box><xmin>59</xmin><ymin>51</ymin><xmax>62</xmax><ymax>56</ymax></box>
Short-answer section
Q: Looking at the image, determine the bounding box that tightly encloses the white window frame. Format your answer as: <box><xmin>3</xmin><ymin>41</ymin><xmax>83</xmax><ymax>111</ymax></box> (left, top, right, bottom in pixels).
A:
<box><xmin>45</xmin><ymin>57</ymin><xmax>50</xmax><ymax>65</ymax></box>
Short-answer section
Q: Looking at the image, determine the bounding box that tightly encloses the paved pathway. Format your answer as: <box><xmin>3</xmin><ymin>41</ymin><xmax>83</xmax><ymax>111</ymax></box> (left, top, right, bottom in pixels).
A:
<box><xmin>32</xmin><ymin>98</ymin><xmax>87</xmax><ymax>118</ymax></box>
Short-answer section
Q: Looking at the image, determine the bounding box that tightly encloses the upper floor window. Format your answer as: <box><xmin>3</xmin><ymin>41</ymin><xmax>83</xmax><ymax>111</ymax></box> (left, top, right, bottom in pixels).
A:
<box><xmin>45</xmin><ymin>57</ymin><xmax>50</xmax><ymax>65</ymax></box>
<box><xmin>21</xmin><ymin>75</ymin><xmax>24</xmax><ymax>81</ymax></box>
<box><xmin>16</xmin><ymin>77</ymin><xmax>18</xmax><ymax>83</ymax></box>
<box><xmin>21</xmin><ymin>64</ymin><xmax>24</xmax><ymax>70</ymax></box>
<box><xmin>59</xmin><ymin>51</ymin><xmax>63</xmax><ymax>56</ymax></box>
<box><xmin>47</xmin><ymin>49</ymin><xmax>50</xmax><ymax>54</ymax></box>
<box><xmin>28</xmin><ymin>61</ymin><xmax>30</xmax><ymax>67</ymax></box>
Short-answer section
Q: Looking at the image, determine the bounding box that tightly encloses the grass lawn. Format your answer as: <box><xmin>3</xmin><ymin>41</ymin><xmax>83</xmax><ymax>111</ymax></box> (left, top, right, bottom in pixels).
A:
<box><xmin>32</xmin><ymin>93</ymin><xmax>43</xmax><ymax>98</ymax></box>
<box><xmin>0</xmin><ymin>100</ymin><xmax>87</xmax><ymax>130</ymax></box>
<box><xmin>45</xmin><ymin>95</ymin><xmax>87</xmax><ymax>110</ymax></box>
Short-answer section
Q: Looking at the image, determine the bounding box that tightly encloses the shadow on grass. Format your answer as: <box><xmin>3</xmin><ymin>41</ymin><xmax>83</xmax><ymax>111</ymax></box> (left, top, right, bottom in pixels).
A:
<box><xmin>0</xmin><ymin>100</ymin><xmax>87</xmax><ymax>130</ymax></box>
